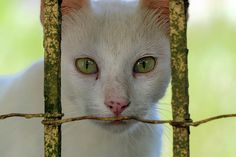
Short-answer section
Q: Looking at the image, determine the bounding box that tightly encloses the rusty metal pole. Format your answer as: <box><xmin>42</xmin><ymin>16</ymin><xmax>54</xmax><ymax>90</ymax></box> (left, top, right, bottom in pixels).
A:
<box><xmin>170</xmin><ymin>0</ymin><xmax>190</xmax><ymax>157</ymax></box>
<box><xmin>43</xmin><ymin>0</ymin><xmax>62</xmax><ymax>156</ymax></box>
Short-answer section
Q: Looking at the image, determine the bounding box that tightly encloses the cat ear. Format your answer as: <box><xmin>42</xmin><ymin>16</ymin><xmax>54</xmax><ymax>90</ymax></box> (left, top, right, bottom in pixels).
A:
<box><xmin>140</xmin><ymin>0</ymin><xmax>169</xmax><ymax>32</ymax></box>
<box><xmin>140</xmin><ymin>0</ymin><xmax>169</xmax><ymax>18</ymax></box>
<box><xmin>61</xmin><ymin>0</ymin><xmax>90</xmax><ymax>15</ymax></box>
<box><xmin>40</xmin><ymin>0</ymin><xmax>90</xmax><ymax>24</ymax></box>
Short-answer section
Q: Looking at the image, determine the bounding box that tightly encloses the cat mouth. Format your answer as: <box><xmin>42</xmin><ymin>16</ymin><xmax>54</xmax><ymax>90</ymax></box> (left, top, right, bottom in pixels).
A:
<box><xmin>93</xmin><ymin>117</ymin><xmax>133</xmax><ymax>125</ymax></box>
<box><xmin>102</xmin><ymin>118</ymin><xmax>136</xmax><ymax>128</ymax></box>
<box><xmin>91</xmin><ymin>116</ymin><xmax>138</xmax><ymax>133</ymax></box>
<box><xmin>110</xmin><ymin>120</ymin><xmax>127</xmax><ymax>125</ymax></box>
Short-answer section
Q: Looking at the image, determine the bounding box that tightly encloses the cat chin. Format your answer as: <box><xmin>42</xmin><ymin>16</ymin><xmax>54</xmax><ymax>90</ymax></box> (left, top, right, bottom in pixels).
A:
<box><xmin>92</xmin><ymin>120</ymin><xmax>138</xmax><ymax>133</ymax></box>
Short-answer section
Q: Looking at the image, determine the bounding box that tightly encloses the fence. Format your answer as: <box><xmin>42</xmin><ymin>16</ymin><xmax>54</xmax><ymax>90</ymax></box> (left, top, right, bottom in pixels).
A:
<box><xmin>0</xmin><ymin>0</ymin><xmax>236</xmax><ymax>157</ymax></box>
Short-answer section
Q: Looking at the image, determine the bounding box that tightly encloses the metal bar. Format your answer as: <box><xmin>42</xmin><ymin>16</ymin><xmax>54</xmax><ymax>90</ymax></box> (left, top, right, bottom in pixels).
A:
<box><xmin>43</xmin><ymin>0</ymin><xmax>62</xmax><ymax>157</ymax></box>
<box><xmin>169</xmin><ymin>0</ymin><xmax>190</xmax><ymax>157</ymax></box>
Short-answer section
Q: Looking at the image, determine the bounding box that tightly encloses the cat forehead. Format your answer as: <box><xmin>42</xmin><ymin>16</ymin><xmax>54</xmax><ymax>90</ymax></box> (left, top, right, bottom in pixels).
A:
<box><xmin>62</xmin><ymin>1</ymin><xmax>168</xmax><ymax>57</ymax></box>
<box><xmin>63</xmin><ymin>1</ymin><xmax>142</xmax><ymax>34</ymax></box>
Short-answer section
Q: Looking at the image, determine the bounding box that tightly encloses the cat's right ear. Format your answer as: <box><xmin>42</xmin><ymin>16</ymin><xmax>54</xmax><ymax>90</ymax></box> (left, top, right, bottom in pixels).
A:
<box><xmin>40</xmin><ymin>0</ymin><xmax>90</xmax><ymax>24</ymax></box>
<box><xmin>61</xmin><ymin>0</ymin><xmax>90</xmax><ymax>14</ymax></box>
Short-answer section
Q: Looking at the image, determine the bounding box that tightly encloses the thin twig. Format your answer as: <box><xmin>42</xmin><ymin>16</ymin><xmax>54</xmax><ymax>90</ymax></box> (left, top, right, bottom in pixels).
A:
<box><xmin>0</xmin><ymin>113</ymin><xmax>45</xmax><ymax>119</ymax></box>
<box><xmin>1</xmin><ymin>113</ymin><xmax>236</xmax><ymax>127</ymax></box>
<box><xmin>189</xmin><ymin>114</ymin><xmax>236</xmax><ymax>127</ymax></box>
<box><xmin>0</xmin><ymin>113</ymin><xmax>62</xmax><ymax>120</ymax></box>
<box><xmin>42</xmin><ymin>116</ymin><xmax>173</xmax><ymax>125</ymax></box>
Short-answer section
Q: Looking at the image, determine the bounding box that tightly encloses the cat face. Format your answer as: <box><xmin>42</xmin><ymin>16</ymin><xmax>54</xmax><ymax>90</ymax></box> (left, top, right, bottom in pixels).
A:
<box><xmin>42</xmin><ymin>0</ymin><xmax>170</xmax><ymax>132</ymax></box>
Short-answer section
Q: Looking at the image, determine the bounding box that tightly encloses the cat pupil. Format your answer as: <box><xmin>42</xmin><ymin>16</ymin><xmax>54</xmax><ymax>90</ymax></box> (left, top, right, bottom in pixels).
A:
<box><xmin>85</xmin><ymin>60</ymin><xmax>89</xmax><ymax>69</ymax></box>
<box><xmin>142</xmin><ymin>61</ymin><xmax>146</xmax><ymax>69</ymax></box>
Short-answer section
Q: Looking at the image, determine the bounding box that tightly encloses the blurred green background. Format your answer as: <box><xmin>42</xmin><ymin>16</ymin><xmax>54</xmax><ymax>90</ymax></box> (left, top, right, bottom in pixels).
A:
<box><xmin>0</xmin><ymin>0</ymin><xmax>235</xmax><ymax>157</ymax></box>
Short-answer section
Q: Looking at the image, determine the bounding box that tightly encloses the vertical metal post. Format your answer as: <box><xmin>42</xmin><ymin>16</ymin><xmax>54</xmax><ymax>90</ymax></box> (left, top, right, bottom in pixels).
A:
<box><xmin>43</xmin><ymin>0</ymin><xmax>62</xmax><ymax>157</ymax></box>
<box><xmin>170</xmin><ymin>0</ymin><xmax>190</xmax><ymax>157</ymax></box>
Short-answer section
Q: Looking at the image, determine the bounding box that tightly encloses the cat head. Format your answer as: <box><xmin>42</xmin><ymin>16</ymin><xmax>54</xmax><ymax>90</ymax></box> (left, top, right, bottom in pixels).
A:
<box><xmin>41</xmin><ymin>0</ymin><xmax>170</xmax><ymax>133</ymax></box>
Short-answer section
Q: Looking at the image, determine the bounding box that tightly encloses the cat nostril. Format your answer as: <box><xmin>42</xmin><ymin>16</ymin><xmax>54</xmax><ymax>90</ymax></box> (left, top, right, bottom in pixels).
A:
<box><xmin>105</xmin><ymin>100</ymin><xmax>130</xmax><ymax>116</ymax></box>
<box><xmin>122</xmin><ymin>102</ymin><xmax>130</xmax><ymax>109</ymax></box>
<box><xmin>121</xmin><ymin>105</ymin><xmax>126</xmax><ymax>109</ymax></box>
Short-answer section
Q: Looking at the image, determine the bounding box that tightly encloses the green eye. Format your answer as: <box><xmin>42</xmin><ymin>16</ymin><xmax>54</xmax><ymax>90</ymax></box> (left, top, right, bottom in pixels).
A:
<box><xmin>133</xmin><ymin>56</ymin><xmax>156</xmax><ymax>73</ymax></box>
<box><xmin>75</xmin><ymin>58</ymin><xmax>98</xmax><ymax>74</ymax></box>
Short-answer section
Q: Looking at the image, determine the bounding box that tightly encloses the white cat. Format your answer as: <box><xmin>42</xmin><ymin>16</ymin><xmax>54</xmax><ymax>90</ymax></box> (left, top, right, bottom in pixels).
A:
<box><xmin>0</xmin><ymin>0</ymin><xmax>170</xmax><ymax>157</ymax></box>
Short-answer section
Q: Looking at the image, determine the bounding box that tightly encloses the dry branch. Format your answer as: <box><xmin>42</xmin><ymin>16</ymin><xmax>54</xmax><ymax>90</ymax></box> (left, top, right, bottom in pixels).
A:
<box><xmin>0</xmin><ymin>113</ymin><xmax>45</xmax><ymax>119</ymax></box>
<box><xmin>1</xmin><ymin>113</ymin><xmax>236</xmax><ymax>127</ymax></box>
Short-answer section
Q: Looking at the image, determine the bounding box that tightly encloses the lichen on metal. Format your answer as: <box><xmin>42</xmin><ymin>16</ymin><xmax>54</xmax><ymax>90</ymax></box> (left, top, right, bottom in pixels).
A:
<box><xmin>43</xmin><ymin>0</ymin><xmax>62</xmax><ymax>157</ymax></box>
<box><xmin>170</xmin><ymin>0</ymin><xmax>190</xmax><ymax>157</ymax></box>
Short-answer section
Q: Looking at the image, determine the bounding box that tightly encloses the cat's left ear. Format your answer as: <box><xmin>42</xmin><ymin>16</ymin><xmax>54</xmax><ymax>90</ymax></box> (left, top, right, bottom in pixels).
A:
<box><xmin>140</xmin><ymin>0</ymin><xmax>169</xmax><ymax>19</ymax></box>
<box><xmin>140</xmin><ymin>0</ymin><xmax>189</xmax><ymax>33</ymax></box>
<box><xmin>40</xmin><ymin>0</ymin><xmax>90</xmax><ymax>24</ymax></box>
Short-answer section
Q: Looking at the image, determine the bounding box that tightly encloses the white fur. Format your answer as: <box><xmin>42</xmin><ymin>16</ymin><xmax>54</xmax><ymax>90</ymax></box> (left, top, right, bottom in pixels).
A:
<box><xmin>0</xmin><ymin>1</ymin><xmax>170</xmax><ymax>157</ymax></box>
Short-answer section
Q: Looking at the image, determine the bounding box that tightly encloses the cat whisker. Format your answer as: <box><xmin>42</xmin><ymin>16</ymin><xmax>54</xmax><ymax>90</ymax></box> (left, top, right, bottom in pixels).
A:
<box><xmin>158</xmin><ymin>102</ymin><xmax>171</xmax><ymax>106</ymax></box>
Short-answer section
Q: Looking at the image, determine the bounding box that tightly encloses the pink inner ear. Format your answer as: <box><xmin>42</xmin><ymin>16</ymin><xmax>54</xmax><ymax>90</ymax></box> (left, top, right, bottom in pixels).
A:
<box><xmin>40</xmin><ymin>0</ymin><xmax>89</xmax><ymax>24</ymax></box>
<box><xmin>61</xmin><ymin>0</ymin><xmax>89</xmax><ymax>15</ymax></box>
<box><xmin>142</xmin><ymin>0</ymin><xmax>169</xmax><ymax>17</ymax></box>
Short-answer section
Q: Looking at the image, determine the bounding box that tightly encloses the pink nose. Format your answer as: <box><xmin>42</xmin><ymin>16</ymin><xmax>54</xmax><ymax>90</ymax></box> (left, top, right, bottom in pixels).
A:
<box><xmin>105</xmin><ymin>99</ymin><xmax>130</xmax><ymax>116</ymax></box>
